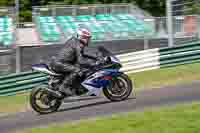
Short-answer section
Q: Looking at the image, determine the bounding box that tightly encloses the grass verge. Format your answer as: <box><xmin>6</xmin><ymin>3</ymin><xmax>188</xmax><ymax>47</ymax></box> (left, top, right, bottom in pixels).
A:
<box><xmin>0</xmin><ymin>94</ymin><xmax>29</xmax><ymax>114</ymax></box>
<box><xmin>130</xmin><ymin>62</ymin><xmax>200</xmax><ymax>90</ymax></box>
<box><xmin>17</xmin><ymin>102</ymin><xmax>200</xmax><ymax>133</ymax></box>
<box><xmin>2</xmin><ymin>62</ymin><xmax>200</xmax><ymax>114</ymax></box>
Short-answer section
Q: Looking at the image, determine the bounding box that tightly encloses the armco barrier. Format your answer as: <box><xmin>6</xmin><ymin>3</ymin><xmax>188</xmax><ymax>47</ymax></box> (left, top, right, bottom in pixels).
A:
<box><xmin>0</xmin><ymin>71</ymin><xmax>48</xmax><ymax>96</ymax></box>
<box><xmin>1</xmin><ymin>41</ymin><xmax>200</xmax><ymax>96</ymax></box>
<box><xmin>119</xmin><ymin>41</ymin><xmax>200</xmax><ymax>73</ymax></box>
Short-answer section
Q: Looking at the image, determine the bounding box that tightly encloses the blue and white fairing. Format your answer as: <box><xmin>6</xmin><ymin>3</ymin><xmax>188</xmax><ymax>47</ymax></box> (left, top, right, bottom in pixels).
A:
<box><xmin>110</xmin><ymin>55</ymin><xmax>120</xmax><ymax>64</ymax></box>
<box><xmin>32</xmin><ymin>64</ymin><xmax>61</xmax><ymax>76</ymax></box>
<box><xmin>82</xmin><ymin>68</ymin><xmax>121</xmax><ymax>96</ymax></box>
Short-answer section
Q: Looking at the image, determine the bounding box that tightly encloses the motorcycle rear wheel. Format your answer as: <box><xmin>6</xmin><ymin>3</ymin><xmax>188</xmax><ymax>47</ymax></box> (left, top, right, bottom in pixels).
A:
<box><xmin>30</xmin><ymin>85</ymin><xmax>62</xmax><ymax>114</ymax></box>
<box><xmin>103</xmin><ymin>73</ymin><xmax>133</xmax><ymax>101</ymax></box>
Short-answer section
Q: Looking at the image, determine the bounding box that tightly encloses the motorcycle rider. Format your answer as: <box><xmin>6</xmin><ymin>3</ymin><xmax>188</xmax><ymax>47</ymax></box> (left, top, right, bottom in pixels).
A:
<box><xmin>49</xmin><ymin>28</ymin><xmax>100</xmax><ymax>98</ymax></box>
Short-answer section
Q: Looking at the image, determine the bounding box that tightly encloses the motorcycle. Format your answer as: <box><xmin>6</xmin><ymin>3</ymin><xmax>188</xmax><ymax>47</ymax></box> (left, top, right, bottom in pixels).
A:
<box><xmin>30</xmin><ymin>46</ymin><xmax>133</xmax><ymax>114</ymax></box>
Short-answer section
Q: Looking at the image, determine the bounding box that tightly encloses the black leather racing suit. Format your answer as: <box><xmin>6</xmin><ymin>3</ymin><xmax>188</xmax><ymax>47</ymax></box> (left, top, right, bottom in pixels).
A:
<box><xmin>50</xmin><ymin>37</ymin><xmax>98</xmax><ymax>95</ymax></box>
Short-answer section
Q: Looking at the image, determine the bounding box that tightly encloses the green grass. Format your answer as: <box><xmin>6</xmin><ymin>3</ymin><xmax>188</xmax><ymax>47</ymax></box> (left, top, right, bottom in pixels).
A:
<box><xmin>130</xmin><ymin>62</ymin><xmax>200</xmax><ymax>90</ymax></box>
<box><xmin>0</xmin><ymin>94</ymin><xmax>29</xmax><ymax>114</ymax></box>
<box><xmin>2</xmin><ymin>62</ymin><xmax>200</xmax><ymax>114</ymax></box>
<box><xmin>17</xmin><ymin>102</ymin><xmax>200</xmax><ymax>133</ymax></box>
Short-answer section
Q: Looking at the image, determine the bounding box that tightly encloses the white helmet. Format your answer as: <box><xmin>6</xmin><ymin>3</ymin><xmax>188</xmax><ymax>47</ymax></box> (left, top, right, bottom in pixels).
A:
<box><xmin>77</xmin><ymin>28</ymin><xmax>92</xmax><ymax>46</ymax></box>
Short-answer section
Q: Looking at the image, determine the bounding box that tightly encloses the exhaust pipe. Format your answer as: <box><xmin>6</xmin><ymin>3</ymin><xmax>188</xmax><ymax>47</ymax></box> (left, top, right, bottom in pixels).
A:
<box><xmin>44</xmin><ymin>88</ymin><xmax>63</xmax><ymax>98</ymax></box>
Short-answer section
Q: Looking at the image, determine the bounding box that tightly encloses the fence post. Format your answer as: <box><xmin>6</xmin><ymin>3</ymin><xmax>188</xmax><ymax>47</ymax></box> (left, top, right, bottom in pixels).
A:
<box><xmin>52</xmin><ymin>7</ymin><xmax>56</xmax><ymax>17</ymax></box>
<box><xmin>144</xmin><ymin>38</ymin><xmax>149</xmax><ymax>50</ymax></box>
<box><xmin>144</xmin><ymin>37</ymin><xmax>149</xmax><ymax>50</ymax></box>
<box><xmin>16</xmin><ymin>46</ymin><xmax>21</xmax><ymax>73</ymax></box>
<box><xmin>166</xmin><ymin>0</ymin><xmax>174</xmax><ymax>47</ymax></box>
<box><xmin>72</xmin><ymin>6</ymin><xmax>77</xmax><ymax>16</ymax></box>
<box><xmin>15</xmin><ymin>0</ymin><xmax>19</xmax><ymax>26</ymax></box>
<box><xmin>198</xmin><ymin>16</ymin><xmax>200</xmax><ymax>40</ymax></box>
<box><xmin>92</xmin><ymin>6</ymin><xmax>96</xmax><ymax>16</ymax></box>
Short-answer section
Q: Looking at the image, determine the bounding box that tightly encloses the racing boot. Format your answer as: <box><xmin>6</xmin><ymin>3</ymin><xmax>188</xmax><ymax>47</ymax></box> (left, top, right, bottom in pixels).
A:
<box><xmin>58</xmin><ymin>83</ymin><xmax>73</xmax><ymax>99</ymax></box>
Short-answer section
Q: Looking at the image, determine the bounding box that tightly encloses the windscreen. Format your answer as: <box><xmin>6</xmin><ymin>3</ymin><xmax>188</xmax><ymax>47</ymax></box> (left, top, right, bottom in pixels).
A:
<box><xmin>97</xmin><ymin>46</ymin><xmax>115</xmax><ymax>57</ymax></box>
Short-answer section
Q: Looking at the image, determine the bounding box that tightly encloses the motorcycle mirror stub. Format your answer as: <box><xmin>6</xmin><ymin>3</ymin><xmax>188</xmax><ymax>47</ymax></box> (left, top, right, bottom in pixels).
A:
<box><xmin>104</xmin><ymin>56</ymin><xmax>111</xmax><ymax>62</ymax></box>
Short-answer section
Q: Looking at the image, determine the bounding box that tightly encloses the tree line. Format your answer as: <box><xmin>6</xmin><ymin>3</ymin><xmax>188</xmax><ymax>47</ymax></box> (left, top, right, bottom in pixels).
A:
<box><xmin>0</xmin><ymin>0</ymin><xmax>166</xmax><ymax>22</ymax></box>
<box><xmin>0</xmin><ymin>0</ymin><xmax>200</xmax><ymax>22</ymax></box>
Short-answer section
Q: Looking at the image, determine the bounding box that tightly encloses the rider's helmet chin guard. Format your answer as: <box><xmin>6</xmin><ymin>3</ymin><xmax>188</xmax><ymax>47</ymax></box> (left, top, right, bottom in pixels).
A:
<box><xmin>76</xmin><ymin>28</ymin><xmax>92</xmax><ymax>47</ymax></box>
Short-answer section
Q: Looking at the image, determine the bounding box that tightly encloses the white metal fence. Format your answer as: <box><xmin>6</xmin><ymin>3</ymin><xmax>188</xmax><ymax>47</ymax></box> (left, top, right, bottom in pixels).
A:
<box><xmin>32</xmin><ymin>4</ymin><xmax>152</xmax><ymax>18</ymax></box>
<box><xmin>167</xmin><ymin>0</ymin><xmax>200</xmax><ymax>46</ymax></box>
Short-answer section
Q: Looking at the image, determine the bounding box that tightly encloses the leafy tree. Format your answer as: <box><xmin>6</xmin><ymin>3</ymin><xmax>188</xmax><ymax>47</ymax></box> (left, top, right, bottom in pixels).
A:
<box><xmin>184</xmin><ymin>0</ymin><xmax>200</xmax><ymax>15</ymax></box>
<box><xmin>134</xmin><ymin>0</ymin><xmax>166</xmax><ymax>16</ymax></box>
<box><xmin>19</xmin><ymin>10</ymin><xmax>32</xmax><ymax>21</ymax></box>
<box><xmin>0</xmin><ymin>0</ymin><xmax>168</xmax><ymax>21</ymax></box>
<box><xmin>0</xmin><ymin>0</ymin><xmax>14</xmax><ymax>6</ymax></box>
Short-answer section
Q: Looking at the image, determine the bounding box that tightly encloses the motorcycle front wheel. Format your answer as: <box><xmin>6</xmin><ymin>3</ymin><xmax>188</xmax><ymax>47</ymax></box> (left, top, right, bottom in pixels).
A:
<box><xmin>103</xmin><ymin>73</ymin><xmax>133</xmax><ymax>101</ymax></box>
<box><xmin>30</xmin><ymin>85</ymin><xmax>62</xmax><ymax>114</ymax></box>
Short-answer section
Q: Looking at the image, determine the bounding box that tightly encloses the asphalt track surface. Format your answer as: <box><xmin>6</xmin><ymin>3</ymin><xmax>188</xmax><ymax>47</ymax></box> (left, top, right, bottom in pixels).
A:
<box><xmin>1</xmin><ymin>81</ymin><xmax>200</xmax><ymax>133</ymax></box>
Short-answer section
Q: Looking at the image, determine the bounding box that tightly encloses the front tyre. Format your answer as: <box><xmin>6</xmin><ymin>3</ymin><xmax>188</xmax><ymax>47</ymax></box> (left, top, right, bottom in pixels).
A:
<box><xmin>103</xmin><ymin>73</ymin><xmax>133</xmax><ymax>101</ymax></box>
<box><xmin>30</xmin><ymin>85</ymin><xmax>62</xmax><ymax>114</ymax></box>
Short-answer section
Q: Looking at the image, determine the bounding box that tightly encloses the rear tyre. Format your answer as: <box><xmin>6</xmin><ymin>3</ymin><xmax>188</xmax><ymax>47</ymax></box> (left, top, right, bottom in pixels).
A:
<box><xmin>30</xmin><ymin>85</ymin><xmax>62</xmax><ymax>114</ymax></box>
<box><xmin>103</xmin><ymin>73</ymin><xmax>133</xmax><ymax>101</ymax></box>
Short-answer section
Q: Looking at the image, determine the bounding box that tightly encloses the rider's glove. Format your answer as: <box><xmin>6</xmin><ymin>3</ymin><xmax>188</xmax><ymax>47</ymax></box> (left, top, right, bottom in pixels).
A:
<box><xmin>95</xmin><ymin>60</ymin><xmax>102</xmax><ymax>66</ymax></box>
<box><xmin>77</xmin><ymin>70</ymin><xmax>85</xmax><ymax>78</ymax></box>
<box><xmin>96</xmin><ymin>58</ymin><xmax>106</xmax><ymax>66</ymax></box>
